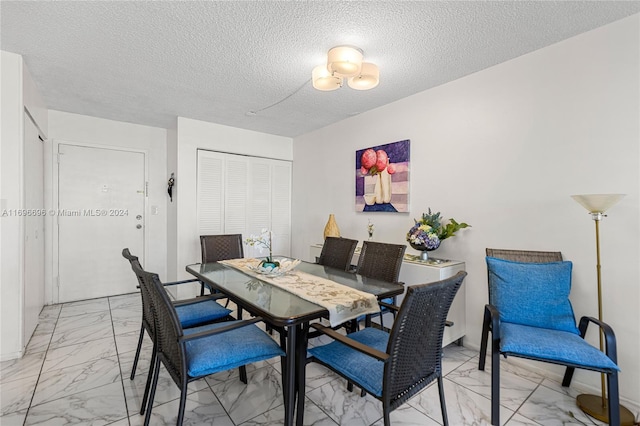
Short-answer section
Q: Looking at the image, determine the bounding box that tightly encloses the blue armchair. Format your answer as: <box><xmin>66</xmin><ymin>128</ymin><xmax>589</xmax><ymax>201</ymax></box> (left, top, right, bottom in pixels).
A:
<box><xmin>479</xmin><ymin>249</ymin><xmax>621</xmax><ymax>426</ymax></box>
<box><xmin>122</xmin><ymin>248</ymin><xmax>233</xmax><ymax>414</ymax></box>
<box><xmin>307</xmin><ymin>271</ymin><xmax>467</xmax><ymax>426</ymax></box>
<box><xmin>136</xmin><ymin>264</ymin><xmax>285</xmax><ymax>426</ymax></box>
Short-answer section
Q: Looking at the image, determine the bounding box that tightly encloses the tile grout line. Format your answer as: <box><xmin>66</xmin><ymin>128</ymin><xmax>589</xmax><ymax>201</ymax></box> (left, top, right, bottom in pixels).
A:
<box><xmin>22</xmin><ymin>305</ymin><xmax>62</xmax><ymax>425</ymax></box>
<box><xmin>108</xmin><ymin>296</ymin><xmax>132</xmax><ymax>426</ymax></box>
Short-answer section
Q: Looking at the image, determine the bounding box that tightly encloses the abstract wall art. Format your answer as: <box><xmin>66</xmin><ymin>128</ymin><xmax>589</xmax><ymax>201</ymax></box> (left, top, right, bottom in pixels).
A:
<box><xmin>355</xmin><ymin>139</ymin><xmax>410</xmax><ymax>212</ymax></box>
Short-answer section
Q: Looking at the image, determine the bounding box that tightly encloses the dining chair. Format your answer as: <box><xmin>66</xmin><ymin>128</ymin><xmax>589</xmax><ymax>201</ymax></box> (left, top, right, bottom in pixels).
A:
<box><xmin>316</xmin><ymin>236</ymin><xmax>358</xmax><ymax>271</ymax></box>
<box><xmin>122</xmin><ymin>248</ymin><xmax>234</xmax><ymax>414</ymax></box>
<box><xmin>137</xmin><ymin>263</ymin><xmax>286</xmax><ymax>426</ymax></box>
<box><xmin>199</xmin><ymin>234</ymin><xmax>244</xmax><ymax>295</ymax></box>
<box><xmin>356</xmin><ymin>241</ymin><xmax>406</xmax><ymax>329</ymax></box>
<box><xmin>307</xmin><ymin>271</ymin><xmax>467</xmax><ymax>426</ymax></box>
<box><xmin>480</xmin><ymin>248</ymin><xmax>621</xmax><ymax>426</ymax></box>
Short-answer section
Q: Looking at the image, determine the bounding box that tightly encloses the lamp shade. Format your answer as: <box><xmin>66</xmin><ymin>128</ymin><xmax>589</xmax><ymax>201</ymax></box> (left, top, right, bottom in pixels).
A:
<box><xmin>327</xmin><ymin>46</ymin><xmax>363</xmax><ymax>77</ymax></box>
<box><xmin>571</xmin><ymin>194</ymin><xmax>625</xmax><ymax>213</ymax></box>
<box><xmin>348</xmin><ymin>62</ymin><xmax>379</xmax><ymax>90</ymax></box>
<box><xmin>312</xmin><ymin>65</ymin><xmax>342</xmax><ymax>91</ymax></box>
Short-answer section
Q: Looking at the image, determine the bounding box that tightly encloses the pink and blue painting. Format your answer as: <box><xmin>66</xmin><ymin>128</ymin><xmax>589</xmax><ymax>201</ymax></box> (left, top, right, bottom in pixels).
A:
<box><xmin>356</xmin><ymin>139</ymin><xmax>410</xmax><ymax>212</ymax></box>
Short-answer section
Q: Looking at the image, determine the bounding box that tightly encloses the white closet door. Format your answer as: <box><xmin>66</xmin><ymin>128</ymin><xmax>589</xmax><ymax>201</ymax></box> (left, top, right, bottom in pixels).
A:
<box><xmin>196</xmin><ymin>150</ymin><xmax>291</xmax><ymax>259</ymax></box>
<box><xmin>197</xmin><ymin>151</ymin><xmax>224</xmax><ymax>235</ymax></box>
<box><xmin>271</xmin><ymin>162</ymin><xmax>291</xmax><ymax>256</ymax></box>
<box><xmin>224</xmin><ymin>158</ymin><xmax>248</xmax><ymax>235</ymax></box>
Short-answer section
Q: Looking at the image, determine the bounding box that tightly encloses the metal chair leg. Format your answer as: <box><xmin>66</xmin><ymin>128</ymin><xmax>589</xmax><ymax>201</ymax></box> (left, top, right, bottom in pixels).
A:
<box><xmin>130</xmin><ymin>326</ymin><xmax>145</xmax><ymax>380</ymax></box>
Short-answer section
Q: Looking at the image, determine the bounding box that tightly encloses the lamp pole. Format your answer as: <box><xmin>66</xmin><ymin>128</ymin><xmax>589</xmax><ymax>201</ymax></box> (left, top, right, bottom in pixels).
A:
<box><xmin>571</xmin><ymin>194</ymin><xmax>634</xmax><ymax>425</ymax></box>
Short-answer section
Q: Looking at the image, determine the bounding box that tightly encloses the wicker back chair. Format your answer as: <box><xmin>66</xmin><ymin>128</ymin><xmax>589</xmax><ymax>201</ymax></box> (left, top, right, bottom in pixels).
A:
<box><xmin>355</xmin><ymin>241</ymin><xmax>406</xmax><ymax>329</ymax></box>
<box><xmin>485</xmin><ymin>248</ymin><xmax>562</xmax><ymax>263</ymax></box>
<box><xmin>122</xmin><ymin>248</ymin><xmax>232</xmax><ymax>416</ymax></box>
<box><xmin>480</xmin><ymin>248</ymin><xmax>621</xmax><ymax>426</ymax></box>
<box><xmin>356</xmin><ymin>241</ymin><xmax>405</xmax><ymax>283</ymax></box>
<box><xmin>308</xmin><ymin>271</ymin><xmax>467</xmax><ymax>426</ymax></box>
<box><xmin>317</xmin><ymin>236</ymin><xmax>358</xmax><ymax>271</ymax></box>
<box><xmin>137</xmin><ymin>265</ymin><xmax>285</xmax><ymax>426</ymax></box>
<box><xmin>199</xmin><ymin>234</ymin><xmax>244</xmax><ymax>295</ymax></box>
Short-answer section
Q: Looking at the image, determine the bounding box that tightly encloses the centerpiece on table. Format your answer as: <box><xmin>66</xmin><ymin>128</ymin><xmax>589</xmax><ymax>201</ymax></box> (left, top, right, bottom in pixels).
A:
<box><xmin>244</xmin><ymin>229</ymin><xmax>279</xmax><ymax>268</ymax></box>
<box><xmin>406</xmin><ymin>208</ymin><xmax>470</xmax><ymax>261</ymax></box>
<box><xmin>244</xmin><ymin>229</ymin><xmax>301</xmax><ymax>276</ymax></box>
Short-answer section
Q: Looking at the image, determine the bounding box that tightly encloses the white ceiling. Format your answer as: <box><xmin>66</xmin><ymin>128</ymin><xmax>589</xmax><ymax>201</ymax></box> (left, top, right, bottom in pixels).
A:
<box><xmin>2</xmin><ymin>1</ymin><xmax>639</xmax><ymax>138</ymax></box>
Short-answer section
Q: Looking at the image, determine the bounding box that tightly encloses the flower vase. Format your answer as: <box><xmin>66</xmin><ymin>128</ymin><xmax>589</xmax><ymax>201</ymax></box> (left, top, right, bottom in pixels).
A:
<box><xmin>410</xmin><ymin>241</ymin><xmax>441</xmax><ymax>262</ymax></box>
<box><xmin>323</xmin><ymin>214</ymin><xmax>340</xmax><ymax>239</ymax></box>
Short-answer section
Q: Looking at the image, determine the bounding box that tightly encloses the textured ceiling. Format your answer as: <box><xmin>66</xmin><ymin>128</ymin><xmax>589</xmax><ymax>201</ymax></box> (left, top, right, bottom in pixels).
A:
<box><xmin>2</xmin><ymin>1</ymin><xmax>639</xmax><ymax>137</ymax></box>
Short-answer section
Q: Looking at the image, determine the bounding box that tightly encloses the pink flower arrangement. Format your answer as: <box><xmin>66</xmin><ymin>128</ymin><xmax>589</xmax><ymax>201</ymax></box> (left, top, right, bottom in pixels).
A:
<box><xmin>360</xmin><ymin>148</ymin><xmax>396</xmax><ymax>176</ymax></box>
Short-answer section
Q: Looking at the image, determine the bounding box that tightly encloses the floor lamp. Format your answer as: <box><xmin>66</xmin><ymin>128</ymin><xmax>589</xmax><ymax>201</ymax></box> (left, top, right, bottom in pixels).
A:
<box><xmin>571</xmin><ymin>194</ymin><xmax>634</xmax><ymax>425</ymax></box>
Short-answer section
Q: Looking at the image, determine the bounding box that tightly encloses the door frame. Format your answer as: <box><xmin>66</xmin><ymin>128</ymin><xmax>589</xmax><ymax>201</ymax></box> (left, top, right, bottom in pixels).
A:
<box><xmin>49</xmin><ymin>139</ymin><xmax>148</xmax><ymax>304</ymax></box>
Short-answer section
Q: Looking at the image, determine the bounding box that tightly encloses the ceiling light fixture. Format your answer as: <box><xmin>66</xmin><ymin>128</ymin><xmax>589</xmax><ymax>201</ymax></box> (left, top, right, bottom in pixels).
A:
<box><xmin>312</xmin><ymin>45</ymin><xmax>379</xmax><ymax>92</ymax></box>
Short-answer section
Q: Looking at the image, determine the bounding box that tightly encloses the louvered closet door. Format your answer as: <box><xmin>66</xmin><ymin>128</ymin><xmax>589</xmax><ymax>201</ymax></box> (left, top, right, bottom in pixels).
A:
<box><xmin>271</xmin><ymin>162</ymin><xmax>291</xmax><ymax>256</ymax></box>
<box><xmin>197</xmin><ymin>151</ymin><xmax>225</xmax><ymax>234</ymax></box>
<box><xmin>196</xmin><ymin>150</ymin><xmax>292</xmax><ymax>259</ymax></box>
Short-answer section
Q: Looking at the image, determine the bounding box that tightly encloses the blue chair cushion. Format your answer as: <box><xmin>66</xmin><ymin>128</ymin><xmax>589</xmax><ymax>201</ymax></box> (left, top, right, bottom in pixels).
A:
<box><xmin>184</xmin><ymin>321</ymin><xmax>284</xmax><ymax>378</ymax></box>
<box><xmin>487</xmin><ymin>257</ymin><xmax>579</xmax><ymax>334</ymax></box>
<box><xmin>175</xmin><ymin>300</ymin><xmax>232</xmax><ymax>328</ymax></box>
<box><xmin>500</xmin><ymin>323</ymin><xmax>619</xmax><ymax>372</ymax></box>
<box><xmin>308</xmin><ymin>327</ymin><xmax>389</xmax><ymax>397</ymax></box>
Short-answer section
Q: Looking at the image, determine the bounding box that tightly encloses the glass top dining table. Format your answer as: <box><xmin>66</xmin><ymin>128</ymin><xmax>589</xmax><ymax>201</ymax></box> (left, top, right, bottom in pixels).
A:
<box><xmin>186</xmin><ymin>259</ymin><xmax>404</xmax><ymax>426</ymax></box>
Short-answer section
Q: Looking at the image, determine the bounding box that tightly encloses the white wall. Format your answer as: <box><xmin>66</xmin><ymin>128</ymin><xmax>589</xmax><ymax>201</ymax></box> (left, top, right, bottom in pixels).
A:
<box><xmin>1</xmin><ymin>51</ymin><xmax>48</xmax><ymax>360</ymax></box>
<box><xmin>1</xmin><ymin>51</ymin><xmax>25</xmax><ymax>359</ymax></box>
<box><xmin>47</xmin><ymin>111</ymin><xmax>168</xmax><ymax>285</ymax></box>
<box><xmin>166</xmin><ymin>124</ymin><xmax>178</xmax><ymax>281</ymax></box>
<box><xmin>292</xmin><ymin>15</ymin><xmax>640</xmax><ymax>405</ymax></box>
<box><xmin>172</xmin><ymin>117</ymin><xmax>292</xmax><ymax>286</ymax></box>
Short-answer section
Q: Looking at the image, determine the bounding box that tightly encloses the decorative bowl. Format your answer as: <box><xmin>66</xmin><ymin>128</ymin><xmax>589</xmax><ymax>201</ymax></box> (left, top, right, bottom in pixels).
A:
<box><xmin>249</xmin><ymin>258</ymin><xmax>301</xmax><ymax>277</ymax></box>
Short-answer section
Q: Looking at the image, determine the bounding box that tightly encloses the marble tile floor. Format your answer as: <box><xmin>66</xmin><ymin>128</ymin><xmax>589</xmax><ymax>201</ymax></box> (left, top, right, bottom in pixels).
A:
<box><xmin>1</xmin><ymin>293</ymin><xmax>638</xmax><ymax>426</ymax></box>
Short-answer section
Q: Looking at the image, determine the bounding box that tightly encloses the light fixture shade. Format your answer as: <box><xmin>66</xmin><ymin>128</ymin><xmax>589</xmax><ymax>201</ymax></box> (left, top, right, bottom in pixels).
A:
<box><xmin>312</xmin><ymin>65</ymin><xmax>343</xmax><ymax>91</ymax></box>
<box><xmin>327</xmin><ymin>46</ymin><xmax>363</xmax><ymax>77</ymax></box>
<box><xmin>348</xmin><ymin>62</ymin><xmax>379</xmax><ymax>90</ymax></box>
<box><xmin>571</xmin><ymin>194</ymin><xmax>625</xmax><ymax>213</ymax></box>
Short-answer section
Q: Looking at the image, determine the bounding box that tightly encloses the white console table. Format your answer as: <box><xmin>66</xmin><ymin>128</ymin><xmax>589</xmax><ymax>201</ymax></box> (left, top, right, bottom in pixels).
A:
<box><xmin>309</xmin><ymin>243</ymin><xmax>466</xmax><ymax>346</ymax></box>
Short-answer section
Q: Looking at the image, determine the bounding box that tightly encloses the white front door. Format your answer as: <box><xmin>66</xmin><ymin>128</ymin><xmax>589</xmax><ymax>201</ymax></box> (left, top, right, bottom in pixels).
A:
<box><xmin>57</xmin><ymin>143</ymin><xmax>145</xmax><ymax>302</ymax></box>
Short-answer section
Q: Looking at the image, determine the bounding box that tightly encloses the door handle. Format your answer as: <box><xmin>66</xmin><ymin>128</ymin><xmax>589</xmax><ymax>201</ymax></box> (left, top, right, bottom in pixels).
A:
<box><xmin>136</xmin><ymin>224</ymin><xmax>142</xmax><ymax>229</ymax></box>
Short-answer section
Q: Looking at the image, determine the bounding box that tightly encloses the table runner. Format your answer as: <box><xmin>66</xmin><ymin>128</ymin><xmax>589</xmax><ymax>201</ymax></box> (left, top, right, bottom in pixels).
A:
<box><xmin>220</xmin><ymin>258</ymin><xmax>380</xmax><ymax>327</ymax></box>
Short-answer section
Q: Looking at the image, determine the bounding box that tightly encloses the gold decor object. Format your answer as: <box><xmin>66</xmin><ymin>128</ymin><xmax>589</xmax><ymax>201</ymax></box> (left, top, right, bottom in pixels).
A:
<box><xmin>323</xmin><ymin>214</ymin><xmax>341</xmax><ymax>239</ymax></box>
<box><xmin>571</xmin><ymin>194</ymin><xmax>635</xmax><ymax>425</ymax></box>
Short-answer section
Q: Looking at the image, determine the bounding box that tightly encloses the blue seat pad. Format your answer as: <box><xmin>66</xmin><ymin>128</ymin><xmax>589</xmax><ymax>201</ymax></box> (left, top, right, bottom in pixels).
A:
<box><xmin>500</xmin><ymin>323</ymin><xmax>619</xmax><ymax>372</ymax></box>
<box><xmin>184</xmin><ymin>321</ymin><xmax>284</xmax><ymax>378</ymax></box>
<box><xmin>175</xmin><ymin>300</ymin><xmax>232</xmax><ymax>328</ymax></box>
<box><xmin>309</xmin><ymin>327</ymin><xmax>389</xmax><ymax>397</ymax></box>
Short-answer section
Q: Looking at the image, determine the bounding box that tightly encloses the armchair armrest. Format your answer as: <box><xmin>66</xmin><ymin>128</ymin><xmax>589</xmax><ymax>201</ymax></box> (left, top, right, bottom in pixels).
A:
<box><xmin>484</xmin><ymin>304</ymin><xmax>500</xmax><ymax>340</ymax></box>
<box><xmin>163</xmin><ymin>278</ymin><xmax>200</xmax><ymax>287</ymax></box>
<box><xmin>309</xmin><ymin>323</ymin><xmax>389</xmax><ymax>362</ymax></box>
<box><xmin>378</xmin><ymin>301</ymin><xmax>399</xmax><ymax>312</ymax></box>
<box><xmin>578</xmin><ymin>316</ymin><xmax>618</xmax><ymax>363</ymax></box>
<box><xmin>172</xmin><ymin>292</ymin><xmax>228</xmax><ymax>307</ymax></box>
<box><xmin>181</xmin><ymin>317</ymin><xmax>263</xmax><ymax>342</ymax></box>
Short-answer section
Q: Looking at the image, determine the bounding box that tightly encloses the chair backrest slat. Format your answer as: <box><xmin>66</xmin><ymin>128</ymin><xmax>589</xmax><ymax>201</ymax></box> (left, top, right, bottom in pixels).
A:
<box><xmin>318</xmin><ymin>237</ymin><xmax>358</xmax><ymax>271</ymax></box>
<box><xmin>200</xmin><ymin>234</ymin><xmax>244</xmax><ymax>263</ymax></box>
<box><xmin>138</xmin><ymin>266</ymin><xmax>186</xmax><ymax>386</ymax></box>
<box><xmin>385</xmin><ymin>271</ymin><xmax>466</xmax><ymax>410</ymax></box>
<box><xmin>356</xmin><ymin>241</ymin><xmax>406</xmax><ymax>283</ymax></box>
<box><xmin>486</xmin><ymin>248</ymin><xmax>562</xmax><ymax>263</ymax></box>
<box><xmin>122</xmin><ymin>248</ymin><xmax>155</xmax><ymax>339</ymax></box>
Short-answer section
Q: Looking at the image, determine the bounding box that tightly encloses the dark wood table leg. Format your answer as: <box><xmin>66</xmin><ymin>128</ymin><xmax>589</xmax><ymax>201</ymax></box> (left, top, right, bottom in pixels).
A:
<box><xmin>295</xmin><ymin>323</ymin><xmax>309</xmax><ymax>426</ymax></box>
<box><xmin>284</xmin><ymin>324</ymin><xmax>297</xmax><ymax>426</ymax></box>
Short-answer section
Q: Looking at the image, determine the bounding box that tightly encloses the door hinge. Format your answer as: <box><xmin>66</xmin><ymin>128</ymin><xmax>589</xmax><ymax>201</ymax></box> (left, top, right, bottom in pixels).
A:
<box><xmin>145</xmin><ymin>181</ymin><xmax>149</xmax><ymax>197</ymax></box>
<box><xmin>56</xmin><ymin>276</ymin><xmax>60</xmax><ymax>288</ymax></box>
<box><xmin>56</xmin><ymin>153</ymin><xmax>61</xmax><ymax>164</ymax></box>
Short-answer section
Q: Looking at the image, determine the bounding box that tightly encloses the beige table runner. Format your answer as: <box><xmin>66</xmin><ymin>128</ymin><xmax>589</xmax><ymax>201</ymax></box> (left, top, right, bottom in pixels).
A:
<box><xmin>220</xmin><ymin>258</ymin><xmax>380</xmax><ymax>327</ymax></box>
